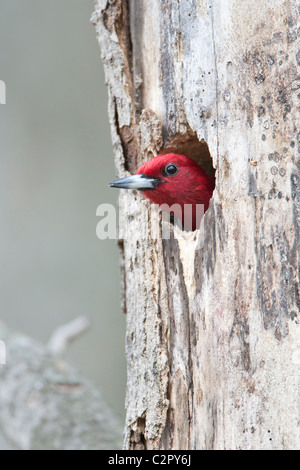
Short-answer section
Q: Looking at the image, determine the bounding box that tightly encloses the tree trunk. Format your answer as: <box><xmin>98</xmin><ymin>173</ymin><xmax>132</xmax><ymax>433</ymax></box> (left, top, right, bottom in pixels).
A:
<box><xmin>93</xmin><ymin>0</ymin><xmax>300</xmax><ymax>450</ymax></box>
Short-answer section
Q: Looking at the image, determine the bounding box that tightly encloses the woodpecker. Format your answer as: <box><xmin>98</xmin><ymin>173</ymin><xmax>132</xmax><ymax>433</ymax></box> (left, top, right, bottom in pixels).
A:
<box><xmin>109</xmin><ymin>153</ymin><xmax>215</xmax><ymax>231</ymax></box>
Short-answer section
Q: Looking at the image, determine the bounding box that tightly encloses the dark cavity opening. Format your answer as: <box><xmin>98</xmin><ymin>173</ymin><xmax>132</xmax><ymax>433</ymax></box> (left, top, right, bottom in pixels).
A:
<box><xmin>158</xmin><ymin>130</ymin><xmax>215</xmax><ymax>180</ymax></box>
<box><xmin>157</xmin><ymin>130</ymin><xmax>215</xmax><ymax>231</ymax></box>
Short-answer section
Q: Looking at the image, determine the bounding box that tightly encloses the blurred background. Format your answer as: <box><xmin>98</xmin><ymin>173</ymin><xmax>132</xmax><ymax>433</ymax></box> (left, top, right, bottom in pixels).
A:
<box><xmin>0</xmin><ymin>0</ymin><xmax>126</xmax><ymax>421</ymax></box>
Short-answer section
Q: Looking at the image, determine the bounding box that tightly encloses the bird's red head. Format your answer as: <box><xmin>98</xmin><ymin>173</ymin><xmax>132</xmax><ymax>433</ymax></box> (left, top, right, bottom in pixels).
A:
<box><xmin>110</xmin><ymin>153</ymin><xmax>215</xmax><ymax>230</ymax></box>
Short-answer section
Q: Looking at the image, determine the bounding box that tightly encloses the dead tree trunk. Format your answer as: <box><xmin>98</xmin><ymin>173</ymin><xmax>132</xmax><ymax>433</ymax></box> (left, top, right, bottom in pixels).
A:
<box><xmin>93</xmin><ymin>0</ymin><xmax>300</xmax><ymax>450</ymax></box>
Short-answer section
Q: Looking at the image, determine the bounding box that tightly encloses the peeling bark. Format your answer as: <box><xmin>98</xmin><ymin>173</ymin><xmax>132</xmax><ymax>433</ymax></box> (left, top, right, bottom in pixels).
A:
<box><xmin>93</xmin><ymin>0</ymin><xmax>300</xmax><ymax>449</ymax></box>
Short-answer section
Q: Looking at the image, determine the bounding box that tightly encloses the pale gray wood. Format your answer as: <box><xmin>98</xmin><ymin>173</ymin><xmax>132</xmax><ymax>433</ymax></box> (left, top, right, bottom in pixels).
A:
<box><xmin>0</xmin><ymin>323</ymin><xmax>122</xmax><ymax>450</ymax></box>
<box><xmin>93</xmin><ymin>0</ymin><xmax>300</xmax><ymax>450</ymax></box>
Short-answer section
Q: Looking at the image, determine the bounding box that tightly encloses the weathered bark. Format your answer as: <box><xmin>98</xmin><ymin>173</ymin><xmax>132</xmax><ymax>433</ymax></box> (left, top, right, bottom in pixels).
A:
<box><xmin>93</xmin><ymin>0</ymin><xmax>300</xmax><ymax>450</ymax></box>
<box><xmin>0</xmin><ymin>322</ymin><xmax>122</xmax><ymax>450</ymax></box>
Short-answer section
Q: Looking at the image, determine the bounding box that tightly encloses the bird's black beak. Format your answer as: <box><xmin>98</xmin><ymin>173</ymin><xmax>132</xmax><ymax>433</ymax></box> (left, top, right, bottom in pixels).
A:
<box><xmin>109</xmin><ymin>173</ymin><xmax>161</xmax><ymax>190</ymax></box>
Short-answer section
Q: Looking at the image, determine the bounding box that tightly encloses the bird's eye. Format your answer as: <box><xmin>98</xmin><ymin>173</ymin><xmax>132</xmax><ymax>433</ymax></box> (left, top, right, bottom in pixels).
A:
<box><xmin>164</xmin><ymin>163</ymin><xmax>178</xmax><ymax>176</ymax></box>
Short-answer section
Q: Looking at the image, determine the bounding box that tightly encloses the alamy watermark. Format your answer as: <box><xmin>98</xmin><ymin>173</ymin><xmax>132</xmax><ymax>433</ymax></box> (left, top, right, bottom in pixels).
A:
<box><xmin>96</xmin><ymin>196</ymin><xmax>206</xmax><ymax>248</ymax></box>
<box><xmin>0</xmin><ymin>340</ymin><xmax>6</xmax><ymax>365</ymax></box>
<box><xmin>0</xmin><ymin>80</ymin><xmax>6</xmax><ymax>104</ymax></box>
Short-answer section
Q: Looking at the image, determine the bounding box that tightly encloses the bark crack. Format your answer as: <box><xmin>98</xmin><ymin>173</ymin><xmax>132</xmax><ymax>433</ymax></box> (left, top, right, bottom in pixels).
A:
<box><xmin>209</xmin><ymin>1</ymin><xmax>220</xmax><ymax>161</ymax></box>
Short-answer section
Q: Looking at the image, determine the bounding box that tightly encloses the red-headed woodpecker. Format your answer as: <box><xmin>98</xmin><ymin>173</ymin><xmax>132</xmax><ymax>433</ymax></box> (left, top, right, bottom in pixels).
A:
<box><xmin>109</xmin><ymin>153</ymin><xmax>215</xmax><ymax>231</ymax></box>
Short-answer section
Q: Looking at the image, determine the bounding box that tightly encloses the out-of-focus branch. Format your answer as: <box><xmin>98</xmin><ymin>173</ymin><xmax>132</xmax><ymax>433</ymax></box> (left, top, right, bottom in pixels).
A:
<box><xmin>0</xmin><ymin>322</ymin><xmax>123</xmax><ymax>450</ymax></box>
<box><xmin>47</xmin><ymin>316</ymin><xmax>91</xmax><ymax>356</ymax></box>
